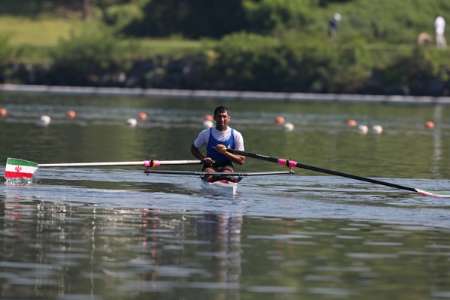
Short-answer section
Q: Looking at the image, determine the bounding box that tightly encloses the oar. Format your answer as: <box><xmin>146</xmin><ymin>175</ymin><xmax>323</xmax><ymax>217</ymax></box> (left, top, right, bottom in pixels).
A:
<box><xmin>4</xmin><ymin>157</ymin><xmax>201</xmax><ymax>180</ymax></box>
<box><xmin>144</xmin><ymin>170</ymin><xmax>293</xmax><ymax>184</ymax></box>
<box><xmin>144</xmin><ymin>170</ymin><xmax>293</xmax><ymax>176</ymax></box>
<box><xmin>227</xmin><ymin>149</ymin><xmax>450</xmax><ymax>198</ymax></box>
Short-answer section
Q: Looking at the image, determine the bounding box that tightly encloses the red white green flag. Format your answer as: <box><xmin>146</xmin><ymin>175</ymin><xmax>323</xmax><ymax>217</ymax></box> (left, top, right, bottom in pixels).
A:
<box><xmin>4</xmin><ymin>158</ymin><xmax>38</xmax><ymax>180</ymax></box>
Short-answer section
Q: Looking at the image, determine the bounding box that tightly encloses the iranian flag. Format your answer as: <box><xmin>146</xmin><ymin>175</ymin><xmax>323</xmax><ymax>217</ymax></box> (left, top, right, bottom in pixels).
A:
<box><xmin>4</xmin><ymin>158</ymin><xmax>38</xmax><ymax>180</ymax></box>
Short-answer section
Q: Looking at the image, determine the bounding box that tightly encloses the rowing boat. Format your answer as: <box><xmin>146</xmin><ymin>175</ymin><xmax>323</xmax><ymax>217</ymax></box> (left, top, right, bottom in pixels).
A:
<box><xmin>144</xmin><ymin>170</ymin><xmax>292</xmax><ymax>196</ymax></box>
<box><xmin>201</xmin><ymin>178</ymin><xmax>238</xmax><ymax>196</ymax></box>
<box><xmin>3</xmin><ymin>158</ymin><xmax>293</xmax><ymax>196</ymax></box>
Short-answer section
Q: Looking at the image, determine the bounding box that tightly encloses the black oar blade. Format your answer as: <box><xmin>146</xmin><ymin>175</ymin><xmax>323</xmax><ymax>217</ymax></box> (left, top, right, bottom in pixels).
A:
<box><xmin>227</xmin><ymin>149</ymin><xmax>449</xmax><ymax>198</ymax></box>
<box><xmin>296</xmin><ymin>162</ymin><xmax>417</xmax><ymax>193</ymax></box>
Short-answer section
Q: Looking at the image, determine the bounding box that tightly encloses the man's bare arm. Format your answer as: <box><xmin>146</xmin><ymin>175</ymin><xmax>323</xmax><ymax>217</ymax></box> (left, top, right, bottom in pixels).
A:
<box><xmin>191</xmin><ymin>144</ymin><xmax>214</xmax><ymax>167</ymax></box>
<box><xmin>215</xmin><ymin>144</ymin><xmax>246</xmax><ymax>165</ymax></box>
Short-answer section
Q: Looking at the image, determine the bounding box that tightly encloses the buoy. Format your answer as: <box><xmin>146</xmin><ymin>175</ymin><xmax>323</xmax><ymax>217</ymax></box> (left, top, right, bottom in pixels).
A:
<box><xmin>38</xmin><ymin>115</ymin><xmax>51</xmax><ymax>127</ymax></box>
<box><xmin>425</xmin><ymin>120</ymin><xmax>435</xmax><ymax>129</ymax></box>
<box><xmin>204</xmin><ymin>114</ymin><xmax>213</xmax><ymax>122</ymax></box>
<box><xmin>66</xmin><ymin>110</ymin><xmax>77</xmax><ymax>120</ymax></box>
<box><xmin>203</xmin><ymin>120</ymin><xmax>213</xmax><ymax>128</ymax></box>
<box><xmin>346</xmin><ymin>119</ymin><xmax>357</xmax><ymax>127</ymax></box>
<box><xmin>275</xmin><ymin>115</ymin><xmax>286</xmax><ymax>125</ymax></box>
<box><xmin>127</xmin><ymin>118</ymin><xmax>137</xmax><ymax>127</ymax></box>
<box><xmin>0</xmin><ymin>107</ymin><xmax>8</xmax><ymax>118</ymax></box>
<box><xmin>372</xmin><ymin>125</ymin><xmax>383</xmax><ymax>134</ymax></box>
<box><xmin>358</xmin><ymin>124</ymin><xmax>368</xmax><ymax>134</ymax></box>
<box><xmin>138</xmin><ymin>111</ymin><xmax>149</xmax><ymax>121</ymax></box>
<box><xmin>284</xmin><ymin>122</ymin><xmax>294</xmax><ymax>132</ymax></box>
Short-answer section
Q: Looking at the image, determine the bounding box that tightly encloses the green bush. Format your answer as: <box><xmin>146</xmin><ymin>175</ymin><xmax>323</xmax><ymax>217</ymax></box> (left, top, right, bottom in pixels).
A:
<box><xmin>369</xmin><ymin>47</ymin><xmax>450</xmax><ymax>95</ymax></box>
<box><xmin>243</xmin><ymin>0</ymin><xmax>314</xmax><ymax>34</ymax></box>
<box><xmin>0</xmin><ymin>34</ymin><xmax>14</xmax><ymax>65</ymax></box>
<box><xmin>204</xmin><ymin>32</ymin><xmax>374</xmax><ymax>93</ymax></box>
<box><xmin>206</xmin><ymin>33</ymin><xmax>283</xmax><ymax>90</ymax></box>
<box><xmin>49</xmin><ymin>26</ymin><xmax>132</xmax><ymax>85</ymax></box>
<box><xmin>103</xmin><ymin>2</ymin><xmax>147</xmax><ymax>32</ymax></box>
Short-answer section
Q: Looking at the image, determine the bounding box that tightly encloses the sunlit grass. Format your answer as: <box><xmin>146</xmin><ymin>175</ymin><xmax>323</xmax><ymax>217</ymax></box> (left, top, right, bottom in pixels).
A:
<box><xmin>132</xmin><ymin>37</ymin><xmax>213</xmax><ymax>58</ymax></box>
<box><xmin>0</xmin><ymin>16</ymin><xmax>212</xmax><ymax>63</ymax></box>
<box><xmin>0</xmin><ymin>15</ymin><xmax>209</xmax><ymax>49</ymax></box>
<box><xmin>0</xmin><ymin>16</ymin><xmax>90</xmax><ymax>46</ymax></box>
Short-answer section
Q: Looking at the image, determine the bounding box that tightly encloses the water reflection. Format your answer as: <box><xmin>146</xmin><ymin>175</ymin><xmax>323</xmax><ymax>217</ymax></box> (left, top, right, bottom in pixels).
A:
<box><xmin>2</xmin><ymin>197</ymin><xmax>450</xmax><ymax>299</ymax></box>
<box><xmin>193</xmin><ymin>212</ymin><xmax>242</xmax><ymax>296</ymax></box>
<box><xmin>431</xmin><ymin>105</ymin><xmax>443</xmax><ymax>177</ymax></box>
<box><xmin>0</xmin><ymin>196</ymin><xmax>247</xmax><ymax>299</ymax></box>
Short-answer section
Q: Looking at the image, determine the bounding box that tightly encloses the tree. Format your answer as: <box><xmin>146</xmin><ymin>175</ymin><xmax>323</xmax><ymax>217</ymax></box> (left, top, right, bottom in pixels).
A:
<box><xmin>125</xmin><ymin>0</ymin><xmax>246</xmax><ymax>38</ymax></box>
<box><xmin>83</xmin><ymin>0</ymin><xmax>91</xmax><ymax>19</ymax></box>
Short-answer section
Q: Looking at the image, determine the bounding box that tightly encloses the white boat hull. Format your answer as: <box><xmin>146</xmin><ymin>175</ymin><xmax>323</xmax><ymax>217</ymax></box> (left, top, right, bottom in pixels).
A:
<box><xmin>201</xmin><ymin>179</ymin><xmax>238</xmax><ymax>196</ymax></box>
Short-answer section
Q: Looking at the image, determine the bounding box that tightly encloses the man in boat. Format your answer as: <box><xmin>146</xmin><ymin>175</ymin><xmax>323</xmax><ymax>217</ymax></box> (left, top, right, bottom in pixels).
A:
<box><xmin>191</xmin><ymin>106</ymin><xmax>245</xmax><ymax>182</ymax></box>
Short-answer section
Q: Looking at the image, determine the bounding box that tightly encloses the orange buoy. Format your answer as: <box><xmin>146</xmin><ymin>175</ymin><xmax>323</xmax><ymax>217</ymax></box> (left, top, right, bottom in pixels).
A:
<box><xmin>66</xmin><ymin>110</ymin><xmax>77</xmax><ymax>120</ymax></box>
<box><xmin>0</xmin><ymin>107</ymin><xmax>8</xmax><ymax>118</ymax></box>
<box><xmin>275</xmin><ymin>115</ymin><xmax>285</xmax><ymax>125</ymax></box>
<box><xmin>346</xmin><ymin>119</ymin><xmax>357</xmax><ymax>127</ymax></box>
<box><xmin>204</xmin><ymin>114</ymin><xmax>213</xmax><ymax>121</ymax></box>
<box><xmin>425</xmin><ymin>120</ymin><xmax>435</xmax><ymax>129</ymax></box>
<box><xmin>138</xmin><ymin>111</ymin><xmax>149</xmax><ymax>121</ymax></box>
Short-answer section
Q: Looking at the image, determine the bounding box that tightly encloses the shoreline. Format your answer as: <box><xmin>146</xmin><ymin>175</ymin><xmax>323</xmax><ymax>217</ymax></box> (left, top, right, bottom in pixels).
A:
<box><xmin>1</xmin><ymin>83</ymin><xmax>450</xmax><ymax>104</ymax></box>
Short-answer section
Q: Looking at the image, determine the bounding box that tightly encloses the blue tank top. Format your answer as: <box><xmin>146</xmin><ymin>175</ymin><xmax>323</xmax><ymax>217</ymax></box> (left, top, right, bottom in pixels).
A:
<box><xmin>207</xmin><ymin>128</ymin><xmax>235</xmax><ymax>166</ymax></box>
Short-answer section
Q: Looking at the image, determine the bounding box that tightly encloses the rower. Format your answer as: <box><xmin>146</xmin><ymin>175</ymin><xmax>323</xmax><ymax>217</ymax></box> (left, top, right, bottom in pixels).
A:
<box><xmin>191</xmin><ymin>106</ymin><xmax>245</xmax><ymax>182</ymax></box>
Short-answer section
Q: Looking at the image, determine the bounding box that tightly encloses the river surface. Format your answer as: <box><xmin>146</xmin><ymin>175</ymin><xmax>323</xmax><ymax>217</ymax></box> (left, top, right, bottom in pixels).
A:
<box><xmin>1</xmin><ymin>93</ymin><xmax>450</xmax><ymax>299</ymax></box>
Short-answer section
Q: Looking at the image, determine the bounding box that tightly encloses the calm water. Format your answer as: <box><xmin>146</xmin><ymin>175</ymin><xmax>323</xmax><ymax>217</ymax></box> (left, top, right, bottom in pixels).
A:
<box><xmin>1</xmin><ymin>93</ymin><xmax>450</xmax><ymax>299</ymax></box>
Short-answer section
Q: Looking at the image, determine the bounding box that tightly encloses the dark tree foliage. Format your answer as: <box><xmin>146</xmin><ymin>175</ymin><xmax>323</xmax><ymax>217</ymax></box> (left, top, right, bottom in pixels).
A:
<box><xmin>318</xmin><ymin>0</ymin><xmax>353</xmax><ymax>6</ymax></box>
<box><xmin>0</xmin><ymin>0</ymin><xmax>58</xmax><ymax>15</ymax></box>
<box><xmin>0</xmin><ymin>0</ymin><xmax>128</xmax><ymax>17</ymax></box>
<box><xmin>125</xmin><ymin>0</ymin><xmax>189</xmax><ymax>37</ymax></box>
<box><xmin>125</xmin><ymin>0</ymin><xmax>247</xmax><ymax>38</ymax></box>
<box><xmin>189</xmin><ymin>0</ymin><xmax>247</xmax><ymax>38</ymax></box>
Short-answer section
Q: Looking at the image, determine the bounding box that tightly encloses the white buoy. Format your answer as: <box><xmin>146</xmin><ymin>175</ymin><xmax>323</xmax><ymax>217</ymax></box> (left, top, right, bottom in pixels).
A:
<box><xmin>203</xmin><ymin>120</ymin><xmax>213</xmax><ymax>128</ymax></box>
<box><xmin>358</xmin><ymin>124</ymin><xmax>368</xmax><ymax>134</ymax></box>
<box><xmin>372</xmin><ymin>125</ymin><xmax>383</xmax><ymax>134</ymax></box>
<box><xmin>284</xmin><ymin>122</ymin><xmax>295</xmax><ymax>132</ymax></box>
<box><xmin>127</xmin><ymin>118</ymin><xmax>137</xmax><ymax>127</ymax></box>
<box><xmin>37</xmin><ymin>115</ymin><xmax>51</xmax><ymax>127</ymax></box>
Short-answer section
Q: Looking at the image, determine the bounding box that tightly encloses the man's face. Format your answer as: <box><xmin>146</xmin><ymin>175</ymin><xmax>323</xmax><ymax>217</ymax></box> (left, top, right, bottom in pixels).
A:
<box><xmin>214</xmin><ymin>111</ymin><xmax>230</xmax><ymax>130</ymax></box>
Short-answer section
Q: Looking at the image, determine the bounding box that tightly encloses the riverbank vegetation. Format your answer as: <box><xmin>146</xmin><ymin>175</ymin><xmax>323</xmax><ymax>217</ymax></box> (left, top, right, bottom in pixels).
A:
<box><xmin>1</xmin><ymin>0</ymin><xmax>450</xmax><ymax>96</ymax></box>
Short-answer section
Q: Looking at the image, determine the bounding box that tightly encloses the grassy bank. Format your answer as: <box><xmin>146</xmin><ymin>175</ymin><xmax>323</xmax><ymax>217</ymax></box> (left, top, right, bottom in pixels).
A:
<box><xmin>0</xmin><ymin>15</ymin><xmax>205</xmax><ymax>64</ymax></box>
<box><xmin>0</xmin><ymin>16</ymin><xmax>86</xmax><ymax>46</ymax></box>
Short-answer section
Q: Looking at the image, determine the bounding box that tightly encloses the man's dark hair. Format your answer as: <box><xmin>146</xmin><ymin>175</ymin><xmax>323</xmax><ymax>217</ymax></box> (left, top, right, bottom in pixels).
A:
<box><xmin>214</xmin><ymin>106</ymin><xmax>229</xmax><ymax>116</ymax></box>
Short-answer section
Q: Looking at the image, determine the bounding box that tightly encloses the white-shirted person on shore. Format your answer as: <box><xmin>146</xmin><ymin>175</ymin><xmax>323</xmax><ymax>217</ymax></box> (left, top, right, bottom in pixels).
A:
<box><xmin>191</xmin><ymin>106</ymin><xmax>245</xmax><ymax>182</ymax></box>
<box><xmin>435</xmin><ymin>16</ymin><xmax>447</xmax><ymax>48</ymax></box>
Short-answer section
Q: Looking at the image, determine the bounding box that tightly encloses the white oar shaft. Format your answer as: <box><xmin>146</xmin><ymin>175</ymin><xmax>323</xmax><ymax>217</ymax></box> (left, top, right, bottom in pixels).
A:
<box><xmin>38</xmin><ymin>160</ymin><xmax>201</xmax><ymax>167</ymax></box>
<box><xmin>145</xmin><ymin>170</ymin><xmax>293</xmax><ymax>176</ymax></box>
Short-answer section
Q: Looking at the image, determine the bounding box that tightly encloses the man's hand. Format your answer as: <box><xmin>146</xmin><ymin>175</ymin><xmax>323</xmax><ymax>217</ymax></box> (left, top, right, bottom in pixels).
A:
<box><xmin>215</xmin><ymin>144</ymin><xmax>227</xmax><ymax>154</ymax></box>
<box><xmin>202</xmin><ymin>157</ymin><xmax>214</xmax><ymax>167</ymax></box>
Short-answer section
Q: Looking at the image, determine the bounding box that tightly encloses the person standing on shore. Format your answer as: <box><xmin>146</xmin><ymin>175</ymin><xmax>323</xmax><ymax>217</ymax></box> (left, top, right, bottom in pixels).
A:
<box><xmin>328</xmin><ymin>12</ymin><xmax>342</xmax><ymax>39</ymax></box>
<box><xmin>191</xmin><ymin>106</ymin><xmax>245</xmax><ymax>181</ymax></box>
<box><xmin>435</xmin><ymin>16</ymin><xmax>447</xmax><ymax>48</ymax></box>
